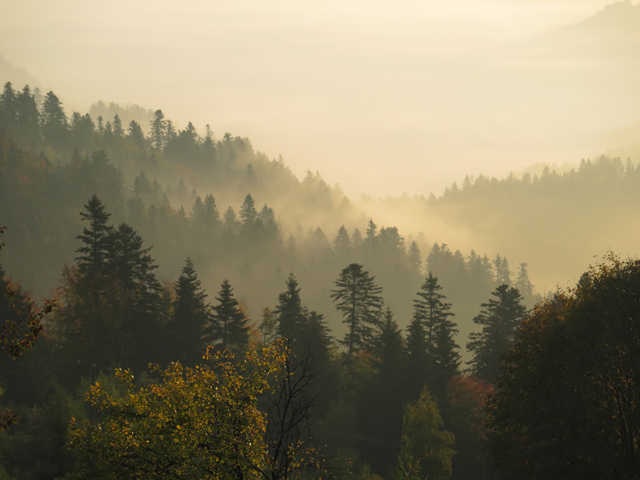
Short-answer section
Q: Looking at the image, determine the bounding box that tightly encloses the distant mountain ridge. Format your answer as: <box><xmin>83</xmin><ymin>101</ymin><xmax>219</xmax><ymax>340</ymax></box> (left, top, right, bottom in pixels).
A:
<box><xmin>572</xmin><ymin>1</ymin><xmax>640</xmax><ymax>35</ymax></box>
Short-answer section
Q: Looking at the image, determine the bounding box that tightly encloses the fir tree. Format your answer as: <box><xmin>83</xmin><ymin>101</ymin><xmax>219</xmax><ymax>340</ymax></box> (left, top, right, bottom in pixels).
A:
<box><xmin>210</xmin><ymin>280</ymin><xmax>249</xmax><ymax>353</ymax></box>
<box><xmin>166</xmin><ymin>257</ymin><xmax>210</xmax><ymax>366</ymax></box>
<box><xmin>467</xmin><ymin>284</ymin><xmax>527</xmax><ymax>381</ymax></box>
<box><xmin>274</xmin><ymin>274</ymin><xmax>306</xmax><ymax>342</ymax></box>
<box><xmin>414</xmin><ymin>273</ymin><xmax>460</xmax><ymax>392</ymax></box>
<box><xmin>75</xmin><ymin>195</ymin><xmax>113</xmax><ymax>277</ymax></box>
<box><xmin>127</xmin><ymin>120</ymin><xmax>145</xmax><ymax>148</ymax></box>
<box><xmin>331</xmin><ymin>263</ymin><xmax>384</xmax><ymax>356</ymax></box>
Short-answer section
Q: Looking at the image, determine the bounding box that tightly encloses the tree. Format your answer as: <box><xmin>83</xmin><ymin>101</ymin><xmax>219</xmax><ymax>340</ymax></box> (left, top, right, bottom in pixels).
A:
<box><xmin>334</xmin><ymin>225</ymin><xmax>351</xmax><ymax>258</ymax></box>
<box><xmin>331</xmin><ymin>263</ymin><xmax>384</xmax><ymax>356</ymax></box>
<box><xmin>396</xmin><ymin>387</ymin><xmax>455</xmax><ymax>480</ymax></box>
<box><xmin>408</xmin><ymin>241</ymin><xmax>422</xmax><ymax>275</ymax></box>
<box><xmin>261</xmin><ymin>349</ymin><xmax>322</xmax><ymax>480</ymax></box>
<box><xmin>515</xmin><ymin>262</ymin><xmax>533</xmax><ymax>299</ymax></box>
<box><xmin>414</xmin><ymin>273</ymin><xmax>460</xmax><ymax>391</ymax></box>
<box><xmin>112</xmin><ymin>114</ymin><xmax>123</xmax><ymax>138</ymax></box>
<box><xmin>486</xmin><ymin>255</ymin><xmax>640</xmax><ymax>480</ymax></box>
<box><xmin>16</xmin><ymin>85</ymin><xmax>41</xmax><ymax>145</ymax></box>
<box><xmin>210</xmin><ymin>279</ymin><xmax>250</xmax><ymax>353</ymax></box>
<box><xmin>467</xmin><ymin>285</ymin><xmax>527</xmax><ymax>381</ymax></box>
<box><xmin>149</xmin><ymin>109</ymin><xmax>166</xmax><ymax>151</ymax></box>
<box><xmin>494</xmin><ymin>255</ymin><xmax>512</xmax><ymax>286</ymax></box>
<box><xmin>166</xmin><ymin>257</ymin><xmax>211</xmax><ymax>366</ymax></box>
<box><xmin>40</xmin><ymin>91</ymin><xmax>69</xmax><ymax>149</ymax></box>
<box><xmin>75</xmin><ymin>195</ymin><xmax>113</xmax><ymax>277</ymax></box>
<box><xmin>0</xmin><ymin>226</ymin><xmax>56</xmax><ymax>429</ymax></box>
<box><xmin>66</xmin><ymin>343</ymin><xmax>288</xmax><ymax>480</ymax></box>
<box><xmin>274</xmin><ymin>274</ymin><xmax>306</xmax><ymax>342</ymax></box>
<box><xmin>0</xmin><ymin>82</ymin><xmax>18</xmax><ymax>129</ymax></box>
<box><xmin>127</xmin><ymin>120</ymin><xmax>145</xmax><ymax>148</ymax></box>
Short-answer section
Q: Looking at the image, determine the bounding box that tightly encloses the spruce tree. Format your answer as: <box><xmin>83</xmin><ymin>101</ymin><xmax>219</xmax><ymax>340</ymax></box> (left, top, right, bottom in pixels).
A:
<box><xmin>334</xmin><ymin>225</ymin><xmax>351</xmax><ymax>258</ymax></box>
<box><xmin>467</xmin><ymin>284</ymin><xmax>527</xmax><ymax>381</ymax></box>
<box><xmin>0</xmin><ymin>82</ymin><xmax>17</xmax><ymax>129</ymax></box>
<box><xmin>76</xmin><ymin>195</ymin><xmax>113</xmax><ymax>277</ymax></box>
<box><xmin>16</xmin><ymin>85</ymin><xmax>40</xmax><ymax>145</ymax></box>
<box><xmin>515</xmin><ymin>262</ymin><xmax>534</xmax><ymax>298</ymax></box>
<box><xmin>127</xmin><ymin>120</ymin><xmax>145</xmax><ymax>148</ymax></box>
<box><xmin>149</xmin><ymin>109</ymin><xmax>166</xmax><ymax>151</ymax></box>
<box><xmin>210</xmin><ymin>280</ymin><xmax>249</xmax><ymax>354</ymax></box>
<box><xmin>166</xmin><ymin>257</ymin><xmax>210</xmax><ymax>366</ymax></box>
<box><xmin>40</xmin><ymin>91</ymin><xmax>69</xmax><ymax>149</ymax></box>
<box><xmin>331</xmin><ymin>263</ymin><xmax>384</xmax><ymax>356</ymax></box>
<box><xmin>414</xmin><ymin>273</ymin><xmax>460</xmax><ymax>392</ymax></box>
<box><xmin>495</xmin><ymin>255</ymin><xmax>512</xmax><ymax>286</ymax></box>
<box><xmin>274</xmin><ymin>274</ymin><xmax>306</xmax><ymax>342</ymax></box>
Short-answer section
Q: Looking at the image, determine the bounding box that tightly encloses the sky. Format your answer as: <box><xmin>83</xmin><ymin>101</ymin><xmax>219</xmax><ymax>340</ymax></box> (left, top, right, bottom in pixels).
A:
<box><xmin>2</xmin><ymin>0</ymin><xmax>638</xmax><ymax>198</ymax></box>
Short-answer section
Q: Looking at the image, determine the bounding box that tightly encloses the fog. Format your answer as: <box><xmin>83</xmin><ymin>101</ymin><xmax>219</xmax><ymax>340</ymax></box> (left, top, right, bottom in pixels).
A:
<box><xmin>3</xmin><ymin>0</ymin><xmax>639</xmax><ymax>198</ymax></box>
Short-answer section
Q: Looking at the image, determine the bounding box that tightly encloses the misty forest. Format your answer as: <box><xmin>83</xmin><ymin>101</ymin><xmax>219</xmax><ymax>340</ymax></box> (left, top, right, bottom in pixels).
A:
<box><xmin>2</xmin><ymin>2</ymin><xmax>640</xmax><ymax>479</ymax></box>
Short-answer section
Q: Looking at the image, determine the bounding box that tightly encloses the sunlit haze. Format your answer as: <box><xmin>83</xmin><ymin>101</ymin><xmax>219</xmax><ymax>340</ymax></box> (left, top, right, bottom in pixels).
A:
<box><xmin>3</xmin><ymin>0</ymin><xmax>637</xmax><ymax>198</ymax></box>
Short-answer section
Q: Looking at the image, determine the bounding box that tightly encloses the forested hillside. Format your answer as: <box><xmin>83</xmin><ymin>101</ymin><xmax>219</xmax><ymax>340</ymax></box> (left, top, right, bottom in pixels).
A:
<box><xmin>1</xmin><ymin>76</ymin><xmax>639</xmax><ymax>480</ymax></box>
<box><xmin>0</xmin><ymin>81</ymin><xmax>537</xmax><ymax>346</ymax></box>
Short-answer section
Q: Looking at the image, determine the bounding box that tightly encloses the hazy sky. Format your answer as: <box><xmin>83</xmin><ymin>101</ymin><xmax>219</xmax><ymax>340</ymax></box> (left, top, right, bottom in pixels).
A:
<box><xmin>2</xmin><ymin>0</ymin><xmax>638</xmax><ymax>197</ymax></box>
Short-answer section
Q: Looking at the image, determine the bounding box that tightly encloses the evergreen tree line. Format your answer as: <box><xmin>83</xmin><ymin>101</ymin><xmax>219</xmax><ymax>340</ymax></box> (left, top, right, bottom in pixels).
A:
<box><xmin>0</xmin><ymin>196</ymin><xmax>530</xmax><ymax>479</ymax></box>
<box><xmin>0</xmin><ymin>126</ymin><xmax>536</xmax><ymax>350</ymax></box>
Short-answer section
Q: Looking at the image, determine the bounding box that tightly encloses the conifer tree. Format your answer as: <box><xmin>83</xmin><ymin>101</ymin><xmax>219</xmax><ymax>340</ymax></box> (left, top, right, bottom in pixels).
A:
<box><xmin>239</xmin><ymin>193</ymin><xmax>258</xmax><ymax>227</ymax></box>
<box><xmin>166</xmin><ymin>257</ymin><xmax>210</xmax><ymax>366</ymax></box>
<box><xmin>0</xmin><ymin>82</ymin><xmax>18</xmax><ymax>129</ymax></box>
<box><xmin>373</xmin><ymin>306</ymin><xmax>406</xmax><ymax>381</ymax></box>
<box><xmin>16</xmin><ymin>85</ymin><xmax>40</xmax><ymax>145</ymax></box>
<box><xmin>414</xmin><ymin>273</ymin><xmax>460</xmax><ymax>392</ymax></box>
<box><xmin>408</xmin><ymin>241</ymin><xmax>422</xmax><ymax>275</ymax></box>
<box><xmin>76</xmin><ymin>195</ymin><xmax>113</xmax><ymax>277</ymax></box>
<box><xmin>515</xmin><ymin>262</ymin><xmax>533</xmax><ymax>298</ymax></box>
<box><xmin>405</xmin><ymin>312</ymin><xmax>431</xmax><ymax>400</ymax></box>
<box><xmin>334</xmin><ymin>225</ymin><xmax>351</xmax><ymax>258</ymax></box>
<box><xmin>467</xmin><ymin>284</ymin><xmax>527</xmax><ymax>381</ymax></box>
<box><xmin>127</xmin><ymin>120</ymin><xmax>145</xmax><ymax>148</ymax></box>
<box><xmin>40</xmin><ymin>91</ymin><xmax>69</xmax><ymax>149</ymax></box>
<box><xmin>331</xmin><ymin>263</ymin><xmax>384</xmax><ymax>356</ymax></box>
<box><xmin>495</xmin><ymin>255</ymin><xmax>512</xmax><ymax>286</ymax></box>
<box><xmin>274</xmin><ymin>274</ymin><xmax>306</xmax><ymax>342</ymax></box>
<box><xmin>112</xmin><ymin>114</ymin><xmax>124</xmax><ymax>138</ymax></box>
<box><xmin>149</xmin><ymin>109</ymin><xmax>166</xmax><ymax>151</ymax></box>
<box><xmin>210</xmin><ymin>280</ymin><xmax>250</xmax><ymax>353</ymax></box>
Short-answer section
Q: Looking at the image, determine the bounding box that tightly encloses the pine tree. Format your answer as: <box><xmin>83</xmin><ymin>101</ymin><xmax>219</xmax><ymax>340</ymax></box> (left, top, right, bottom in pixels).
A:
<box><xmin>166</xmin><ymin>257</ymin><xmax>210</xmax><ymax>366</ymax></box>
<box><xmin>210</xmin><ymin>280</ymin><xmax>250</xmax><ymax>353</ymax></box>
<box><xmin>331</xmin><ymin>263</ymin><xmax>384</xmax><ymax>356</ymax></box>
<box><xmin>467</xmin><ymin>284</ymin><xmax>527</xmax><ymax>381</ymax></box>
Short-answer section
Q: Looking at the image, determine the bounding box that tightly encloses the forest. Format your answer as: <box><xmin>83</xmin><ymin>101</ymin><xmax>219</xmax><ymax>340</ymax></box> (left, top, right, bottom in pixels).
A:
<box><xmin>1</xmin><ymin>80</ymin><xmax>639</xmax><ymax>479</ymax></box>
